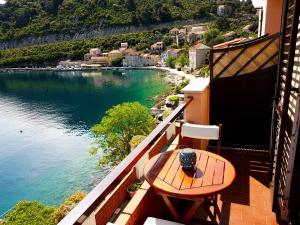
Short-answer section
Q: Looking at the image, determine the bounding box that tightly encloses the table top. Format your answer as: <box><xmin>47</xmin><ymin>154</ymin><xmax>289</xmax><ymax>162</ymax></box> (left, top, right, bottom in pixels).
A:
<box><xmin>144</xmin><ymin>150</ymin><xmax>236</xmax><ymax>198</ymax></box>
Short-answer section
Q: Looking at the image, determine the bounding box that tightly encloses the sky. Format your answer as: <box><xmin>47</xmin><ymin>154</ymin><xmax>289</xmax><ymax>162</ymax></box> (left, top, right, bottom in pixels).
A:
<box><xmin>0</xmin><ymin>0</ymin><xmax>6</xmax><ymax>5</ymax></box>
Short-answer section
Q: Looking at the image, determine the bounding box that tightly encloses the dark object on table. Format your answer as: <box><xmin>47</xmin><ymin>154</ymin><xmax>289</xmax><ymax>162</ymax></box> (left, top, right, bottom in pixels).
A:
<box><xmin>179</xmin><ymin>148</ymin><xmax>196</xmax><ymax>171</ymax></box>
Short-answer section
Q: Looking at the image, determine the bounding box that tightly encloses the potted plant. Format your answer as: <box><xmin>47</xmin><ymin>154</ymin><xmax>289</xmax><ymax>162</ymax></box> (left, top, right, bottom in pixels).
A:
<box><xmin>127</xmin><ymin>179</ymin><xmax>143</xmax><ymax>198</ymax></box>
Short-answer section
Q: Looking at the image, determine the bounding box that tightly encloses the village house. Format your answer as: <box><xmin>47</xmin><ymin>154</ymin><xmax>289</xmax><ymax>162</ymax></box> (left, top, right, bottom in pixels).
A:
<box><xmin>222</xmin><ymin>31</ymin><xmax>236</xmax><ymax>38</ymax></box>
<box><xmin>191</xmin><ymin>26</ymin><xmax>206</xmax><ymax>33</ymax></box>
<box><xmin>122</xmin><ymin>49</ymin><xmax>160</xmax><ymax>67</ymax></box>
<box><xmin>119</xmin><ymin>42</ymin><xmax>129</xmax><ymax>52</ymax></box>
<box><xmin>169</xmin><ymin>27</ymin><xmax>179</xmax><ymax>36</ymax></box>
<box><xmin>141</xmin><ymin>54</ymin><xmax>161</xmax><ymax>66</ymax></box>
<box><xmin>166</xmin><ymin>48</ymin><xmax>185</xmax><ymax>58</ymax></box>
<box><xmin>187</xmin><ymin>32</ymin><xmax>198</xmax><ymax>43</ymax></box>
<box><xmin>161</xmin><ymin>48</ymin><xmax>185</xmax><ymax>66</ymax></box>
<box><xmin>217</xmin><ymin>4</ymin><xmax>232</xmax><ymax>17</ymax></box>
<box><xmin>90</xmin><ymin>56</ymin><xmax>109</xmax><ymax>66</ymax></box>
<box><xmin>189</xmin><ymin>42</ymin><xmax>210</xmax><ymax>70</ymax></box>
<box><xmin>150</xmin><ymin>42</ymin><xmax>164</xmax><ymax>53</ymax></box>
<box><xmin>89</xmin><ymin>48</ymin><xmax>101</xmax><ymax>56</ymax></box>
<box><xmin>58</xmin><ymin>60</ymin><xmax>82</xmax><ymax>68</ymax></box>
<box><xmin>84</xmin><ymin>48</ymin><xmax>101</xmax><ymax>61</ymax></box>
<box><xmin>122</xmin><ymin>49</ymin><xmax>144</xmax><ymax>67</ymax></box>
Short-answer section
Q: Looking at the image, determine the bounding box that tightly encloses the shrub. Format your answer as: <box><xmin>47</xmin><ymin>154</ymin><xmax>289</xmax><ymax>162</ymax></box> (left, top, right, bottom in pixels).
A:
<box><xmin>4</xmin><ymin>201</ymin><xmax>56</xmax><ymax>225</ymax></box>
<box><xmin>166</xmin><ymin>55</ymin><xmax>176</xmax><ymax>68</ymax></box>
<box><xmin>174</xmin><ymin>79</ymin><xmax>190</xmax><ymax>94</ymax></box>
<box><xmin>199</xmin><ymin>65</ymin><xmax>210</xmax><ymax>78</ymax></box>
<box><xmin>52</xmin><ymin>191</ymin><xmax>86</xmax><ymax>224</ymax></box>
<box><xmin>168</xmin><ymin>95</ymin><xmax>180</xmax><ymax>108</ymax></box>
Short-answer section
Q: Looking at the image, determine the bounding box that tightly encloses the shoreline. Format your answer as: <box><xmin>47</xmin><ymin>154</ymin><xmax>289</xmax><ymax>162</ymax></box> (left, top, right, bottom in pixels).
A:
<box><xmin>0</xmin><ymin>66</ymin><xmax>195</xmax><ymax>86</ymax></box>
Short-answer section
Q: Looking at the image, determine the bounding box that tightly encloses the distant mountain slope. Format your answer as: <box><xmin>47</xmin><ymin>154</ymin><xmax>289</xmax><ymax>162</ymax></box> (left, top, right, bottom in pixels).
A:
<box><xmin>0</xmin><ymin>0</ymin><xmax>254</xmax><ymax>42</ymax></box>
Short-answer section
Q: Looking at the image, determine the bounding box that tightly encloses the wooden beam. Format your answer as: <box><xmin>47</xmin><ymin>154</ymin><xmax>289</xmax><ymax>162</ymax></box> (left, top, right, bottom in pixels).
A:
<box><xmin>214</xmin><ymin>47</ymin><xmax>248</xmax><ymax>79</ymax></box>
<box><xmin>256</xmin><ymin>51</ymin><xmax>279</xmax><ymax>72</ymax></box>
<box><xmin>234</xmin><ymin>37</ymin><xmax>277</xmax><ymax>76</ymax></box>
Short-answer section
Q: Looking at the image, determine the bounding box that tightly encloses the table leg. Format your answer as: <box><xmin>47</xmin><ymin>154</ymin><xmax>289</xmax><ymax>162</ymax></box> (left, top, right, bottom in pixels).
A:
<box><xmin>161</xmin><ymin>195</ymin><xmax>181</xmax><ymax>222</ymax></box>
<box><xmin>161</xmin><ymin>194</ymin><xmax>205</xmax><ymax>224</ymax></box>
<box><xmin>183</xmin><ymin>198</ymin><xmax>204</xmax><ymax>224</ymax></box>
<box><xmin>204</xmin><ymin>203</ymin><xmax>218</xmax><ymax>225</ymax></box>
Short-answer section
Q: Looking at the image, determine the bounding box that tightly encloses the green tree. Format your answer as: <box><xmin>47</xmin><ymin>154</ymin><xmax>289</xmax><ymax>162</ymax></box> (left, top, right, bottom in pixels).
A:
<box><xmin>162</xmin><ymin>35</ymin><xmax>174</xmax><ymax>48</ymax></box>
<box><xmin>203</xmin><ymin>29</ymin><xmax>220</xmax><ymax>45</ymax></box>
<box><xmin>176</xmin><ymin>54</ymin><xmax>188</xmax><ymax>68</ymax></box>
<box><xmin>4</xmin><ymin>201</ymin><xmax>56</xmax><ymax>225</ymax></box>
<box><xmin>166</xmin><ymin>55</ymin><xmax>176</xmax><ymax>68</ymax></box>
<box><xmin>111</xmin><ymin>57</ymin><xmax>124</xmax><ymax>66</ymax></box>
<box><xmin>91</xmin><ymin>102</ymin><xmax>155</xmax><ymax>167</ymax></box>
<box><xmin>210</xmin><ymin>17</ymin><xmax>231</xmax><ymax>31</ymax></box>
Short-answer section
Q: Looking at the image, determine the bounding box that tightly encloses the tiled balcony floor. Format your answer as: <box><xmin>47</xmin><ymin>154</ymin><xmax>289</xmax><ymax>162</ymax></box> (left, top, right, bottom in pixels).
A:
<box><xmin>190</xmin><ymin>152</ymin><xmax>282</xmax><ymax>225</ymax></box>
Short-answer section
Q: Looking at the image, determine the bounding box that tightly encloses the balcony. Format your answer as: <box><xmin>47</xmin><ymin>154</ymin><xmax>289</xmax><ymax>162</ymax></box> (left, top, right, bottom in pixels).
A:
<box><xmin>57</xmin><ymin>34</ymin><xmax>287</xmax><ymax>225</ymax></box>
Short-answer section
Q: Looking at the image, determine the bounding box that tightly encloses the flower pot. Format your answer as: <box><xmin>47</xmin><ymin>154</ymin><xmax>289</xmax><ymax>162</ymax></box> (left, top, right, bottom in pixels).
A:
<box><xmin>127</xmin><ymin>189</ymin><xmax>136</xmax><ymax>198</ymax></box>
<box><xmin>127</xmin><ymin>179</ymin><xmax>143</xmax><ymax>198</ymax></box>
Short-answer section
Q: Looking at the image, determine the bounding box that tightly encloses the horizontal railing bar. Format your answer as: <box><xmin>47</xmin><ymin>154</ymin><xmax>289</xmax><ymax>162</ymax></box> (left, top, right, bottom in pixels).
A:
<box><xmin>58</xmin><ymin>97</ymin><xmax>193</xmax><ymax>225</ymax></box>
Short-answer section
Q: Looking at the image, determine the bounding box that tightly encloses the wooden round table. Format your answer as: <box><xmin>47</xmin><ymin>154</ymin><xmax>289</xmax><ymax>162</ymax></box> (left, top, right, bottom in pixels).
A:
<box><xmin>144</xmin><ymin>149</ymin><xmax>236</xmax><ymax>224</ymax></box>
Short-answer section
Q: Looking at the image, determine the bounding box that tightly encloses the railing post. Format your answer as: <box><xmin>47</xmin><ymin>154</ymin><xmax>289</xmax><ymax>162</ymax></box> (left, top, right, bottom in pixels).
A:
<box><xmin>182</xmin><ymin>78</ymin><xmax>210</xmax><ymax>150</ymax></box>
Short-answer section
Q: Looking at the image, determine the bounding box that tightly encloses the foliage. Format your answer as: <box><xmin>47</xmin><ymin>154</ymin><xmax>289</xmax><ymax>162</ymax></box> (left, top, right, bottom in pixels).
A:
<box><xmin>176</xmin><ymin>54</ymin><xmax>188</xmax><ymax>68</ymax></box>
<box><xmin>203</xmin><ymin>28</ymin><xmax>220</xmax><ymax>46</ymax></box>
<box><xmin>111</xmin><ymin>57</ymin><xmax>124</xmax><ymax>67</ymax></box>
<box><xmin>52</xmin><ymin>191</ymin><xmax>86</xmax><ymax>224</ymax></box>
<box><xmin>166</xmin><ymin>55</ymin><xmax>176</xmax><ymax>68</ymax></box>
<box><xmin>129</xmin><ymin>135</ymin><xmax>146</xmax><ymax>149</ymax></box>
<box><xmin>199</xmin><ymin>65</ymin><xmax>210</xmax><ymax>78</ymax></box>
<box><xmin>3</xmin><ymin>201</ymin><xmax>56</xmax><ymax>225</ymax></box>
<box><xmin>162</xmin><ymin>35</ymin><xmax>174</xmax><ymax>48</ymax></box>
<box><xmin>91</xmin><ymin>102</ymin><xmax>155</xmax><ymax>167</ymax></box>
<box><xmin>174</xmin><ymin>79</ymin><xmax>190</xmax><ymax>94</ymax></box>
<box><xmin>0</xmin><ymin>30</ymin><xmax>163</xmax><ymax>67</ymax></box>
<box><xmin>128</xmin><ymin>180</ymin><xmax>143</xmax><ymax>192</ymax></box>
<box><xmin>0</xmin><ymin>1</ymin><xmax>258</xmax><ymax>66</ymax></box>
<box><xmin>0</xmin><ymin>0</ymin><xmax>217</xmax><ymax>42</ymax></box>
<box><xmin>210</xmin><ymin>17</ymin><xmax>231</xmax><ymax>32</ymax></box>
<box><xmin>168</xmin><ymin>95</ymin><xmax>180</xmax><ymax>108</ymax></box>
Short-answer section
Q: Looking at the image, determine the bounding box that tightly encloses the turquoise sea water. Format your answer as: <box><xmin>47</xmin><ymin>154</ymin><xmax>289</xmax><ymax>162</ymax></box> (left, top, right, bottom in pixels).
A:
<box><xmin>0</xmin><ymin>69</ymin><xmax>170</xmax><ymax>216</ymax></box>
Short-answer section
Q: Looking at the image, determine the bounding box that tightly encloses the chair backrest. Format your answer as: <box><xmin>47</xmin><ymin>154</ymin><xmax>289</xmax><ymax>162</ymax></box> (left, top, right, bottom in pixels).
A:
<box><xmin>181</xmin><ymin>123</ymin><xmax>220</xmax><ymax>140</ymax></box>
<box><xmin>181</xmin><ymin>123</ymin><xmax>222</xmax><ymax>154</ymax></box>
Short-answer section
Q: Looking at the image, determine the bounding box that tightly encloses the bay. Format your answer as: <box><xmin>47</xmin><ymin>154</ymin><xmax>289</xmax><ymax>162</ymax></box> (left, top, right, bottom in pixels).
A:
<box><xmin>0</xmin><ymin>69</ymin><xmax>170</xmax><ymax>215</ymax></box>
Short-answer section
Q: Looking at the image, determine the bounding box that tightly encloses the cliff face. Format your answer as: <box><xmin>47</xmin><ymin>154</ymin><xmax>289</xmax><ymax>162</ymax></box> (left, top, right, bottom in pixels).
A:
<box><xmin>0</xmin><ymin>19</ymin><xmax>206</xmax><ymax>49</ymax></box>
<box><xmin>0</xmin><ymin>0</ymin><xmax>217</xmax><ymax>47</ymax></box>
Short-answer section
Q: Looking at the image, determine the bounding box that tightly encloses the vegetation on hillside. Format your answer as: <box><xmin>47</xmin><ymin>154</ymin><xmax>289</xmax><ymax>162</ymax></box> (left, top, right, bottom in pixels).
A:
<box><xmin>0</xmin><ymin>30</ymin><xmax>165</xmax><ymax>67</ymax></box>
<box><xmin>52</xmin><ymin>192</ymin><xmax>86</xmax><ymax>223</ymax></box>
<box><xmin>0</xmin><ymin>0</ymin><xmax>255</xmax><ymax>42</ymax></box>
<box><xmin>2</xmin><ymin>201</ymin><xmax>56</xmax><ymax>225</ymax></box>
<box><xmin>1</xmin><ymin>192</ymin><xmax>86</xmax><ymax>225</ymax></box>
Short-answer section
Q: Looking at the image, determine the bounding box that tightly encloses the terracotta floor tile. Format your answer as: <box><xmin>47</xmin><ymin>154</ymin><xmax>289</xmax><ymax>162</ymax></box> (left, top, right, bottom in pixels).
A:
<box><xmin>192</xmin><ymin>154</ymin><xmax>279</xmax><ymax>225</ymax></box>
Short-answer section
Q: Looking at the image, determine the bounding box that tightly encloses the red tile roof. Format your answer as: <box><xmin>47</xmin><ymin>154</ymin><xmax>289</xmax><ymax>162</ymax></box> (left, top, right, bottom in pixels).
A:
<box><xmin>213</xmin><ymin>38</ymin><xmax>249</xmax><ymax>49</ymax></box>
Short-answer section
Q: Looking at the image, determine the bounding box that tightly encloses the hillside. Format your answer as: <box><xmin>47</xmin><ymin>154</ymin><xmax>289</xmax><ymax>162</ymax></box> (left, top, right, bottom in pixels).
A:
<box><xmin>0</xmin><ymin>0</ymin><xmax>255</xmax><ymax>43</ymax></box>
